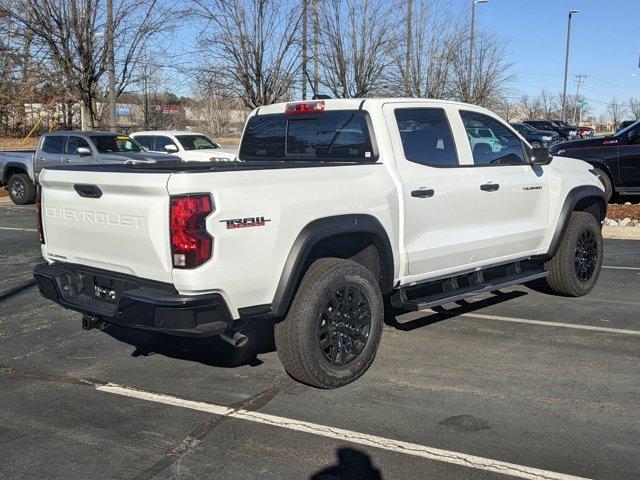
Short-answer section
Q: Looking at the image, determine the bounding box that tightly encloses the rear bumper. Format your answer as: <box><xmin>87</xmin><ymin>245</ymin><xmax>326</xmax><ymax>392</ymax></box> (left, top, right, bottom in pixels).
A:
<box><xmin>33</xmin><ymin>262</ymin><xmax>232</xmax><ymax>336</ymax></box>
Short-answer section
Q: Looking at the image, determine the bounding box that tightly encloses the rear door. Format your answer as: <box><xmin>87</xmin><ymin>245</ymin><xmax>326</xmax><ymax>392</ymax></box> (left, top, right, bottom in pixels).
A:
<box><xmin>618</xmin><ymin>124</ymin><xmax>640</xmax><ymax>189</ymax></box>
<box><xmin>35</xmin><ymin>135</ymin><xmax>65</xmax><ymax>180</ymax></box>
<box><xmin>62</xmin><ymin>135</ymin><xmax>95</xmax><ymax>167</ymax></box>
<box><xmin>457</xmin><ymin>109</ymin><xmax>549</xmax><ymax>262</ymax></box>
<box><xmin>383</xmin><ymin>103</ymin><xmax>477</xmax><ymax>279</ymax></box>
<box><xmin>39</xmin><ymin>169</ymin><xmax>173</xmax><ymax>282</ymax></box>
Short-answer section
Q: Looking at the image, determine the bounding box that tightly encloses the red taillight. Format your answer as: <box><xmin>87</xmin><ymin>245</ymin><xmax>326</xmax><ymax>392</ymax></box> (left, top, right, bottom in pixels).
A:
<box><xmin>285</xmin><ymin>100</ymin><xmax>325</xmax><ymax>115</ymax></box>
<box><xmin>170</xmin><ymin>194</ymin><xmax>213</xmax><ymax>268</ymax></box>
<box><xmin>36</xmin><ymin>186</ymin><xmax>45</xmax><ymax>244</ymax></box>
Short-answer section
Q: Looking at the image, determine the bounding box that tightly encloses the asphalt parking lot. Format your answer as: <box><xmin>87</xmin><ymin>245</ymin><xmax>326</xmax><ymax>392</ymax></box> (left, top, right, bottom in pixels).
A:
<box><xmin>1</xmin><ymin>198</ymin><xmax>639</xmax><ymax>480</ymax></box>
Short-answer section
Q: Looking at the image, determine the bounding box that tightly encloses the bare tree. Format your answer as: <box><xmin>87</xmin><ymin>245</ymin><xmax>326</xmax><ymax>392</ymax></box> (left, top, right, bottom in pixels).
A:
<box><xmin>492</xmin><ymin>98</ymin><xmax>521</xmax><ymax>122</ymax></box>
<box><xmin>0</xmin><ymin>0</ymin><xmax>176</xmax><ymax>129</ymax></box>
<box><xmin>520</xmin><ymin>95</ymin><xmax>542</xmax><ymax>120</ymax></box>
<box><xmin>607</xmin><ymin>97</ymin><xmax>627</xmax><ymax>129</ymax></box>
<box><xmin>628</xmin><ymin>98</ymin><xmax>640</xmax><ymax>120</ymax></box>
<box><xmin>316</xmin><ymin>0</ymin><xmax>397</xmax><ymax>98</ymax></box>
<box><xmin>195</xmin><ymin>0</ymin><xmax>303</xmax><ymax>109</ymax></box>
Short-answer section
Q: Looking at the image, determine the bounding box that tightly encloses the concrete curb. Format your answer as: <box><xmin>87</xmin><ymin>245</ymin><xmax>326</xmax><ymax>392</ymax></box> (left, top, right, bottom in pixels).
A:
<box><xmin>602</xmin><ymin>226</ymin><xmax>640</xmax><ymax>240</ymax></box>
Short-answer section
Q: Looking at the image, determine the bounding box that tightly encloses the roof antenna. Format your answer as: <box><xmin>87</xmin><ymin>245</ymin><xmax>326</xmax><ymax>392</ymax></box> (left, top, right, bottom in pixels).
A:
<box><xmin>305</xmin><ymin>71</ymin><xmax>331</xmax><ymax>100</ymax></box>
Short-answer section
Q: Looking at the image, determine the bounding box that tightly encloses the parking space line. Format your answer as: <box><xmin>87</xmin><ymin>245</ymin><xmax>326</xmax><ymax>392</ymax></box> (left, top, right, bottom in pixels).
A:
<box><xmin>97</xmin><ymin>383</ymin><xmax>589</xmax><ymax>480</ymax></box>
<box><xmin>0</xmin><ymin>227</ymin><xmax>37</xmax><ymax>232</ymax></box>
<box><xmin>461</xmin><ymin>312</ymin><xmax>640</xmax><ymax>336</ymax></box>
<box><xmin>603</xmin><ymin>265</ymin><xmax>640</xmax><ymax>271</ymax></box>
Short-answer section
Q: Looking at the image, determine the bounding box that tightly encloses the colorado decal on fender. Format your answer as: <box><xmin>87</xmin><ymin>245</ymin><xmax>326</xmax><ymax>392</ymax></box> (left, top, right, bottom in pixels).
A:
<box><xmin>220</xmin><ymin>217</ymin><xmax>272</xmax><ymax>229</ymax></box>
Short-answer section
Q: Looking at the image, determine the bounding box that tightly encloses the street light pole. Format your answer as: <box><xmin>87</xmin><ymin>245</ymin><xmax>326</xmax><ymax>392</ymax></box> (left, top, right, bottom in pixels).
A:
<box><xmin>561</xmin><ymin>9</ymin><xmax>579</xmax><ymax>122</ymax></box>
<box><xmin>468</xmin><ymin>0</ymin><xmax>488</xmax><ymax>102</ymax></box>
<box><xmin>106</xmin><ymin>0</ymin><xmax>116</xmax><ymax>132</ymax></box>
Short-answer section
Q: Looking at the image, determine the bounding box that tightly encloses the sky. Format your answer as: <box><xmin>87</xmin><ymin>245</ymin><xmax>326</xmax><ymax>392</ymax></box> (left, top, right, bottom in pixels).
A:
<box><xmin>170</xmin><ymin>0</ymin><xmax>638</xmax><ymax>117</ymax></box>
<box><xmin>471</xmin><ymin>0</ymin><xmax>639</xmax><ymax>116</ymax></box>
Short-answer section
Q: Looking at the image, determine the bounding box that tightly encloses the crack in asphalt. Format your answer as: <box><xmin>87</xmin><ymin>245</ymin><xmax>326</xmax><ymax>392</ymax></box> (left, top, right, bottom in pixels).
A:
<box><xmin>0</xmin><ymin>279</ymin><xmax>36</xmax><ymax>302</ymax></box>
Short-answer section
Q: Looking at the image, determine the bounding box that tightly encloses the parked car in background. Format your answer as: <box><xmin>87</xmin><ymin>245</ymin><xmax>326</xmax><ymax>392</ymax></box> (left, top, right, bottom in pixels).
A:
<box><xmin>131</xmin><ymin>131</ymin><xmax>237</xmax><ymax>162</ymax></box>
<box><xmin>550</xmin><ymin>119</ymin><xmax>640</xmax><ymax>201</ymax></box>
<box><xmin>510</xmin><ymin>122</ymin><xmax>559</xmax><ymax>148</ymax></box>
<box><xmin>524</xmin><ymin>120</ymin><xmax>578</xmax><ymax>141</ymax></box>
<box><xmin>0</xmin><ymin>132</ymin><xmax>178</xmax><ymax>205</ymax></box>
<box><xmin>577</xmin><ymin>126</ymin><xmax>594</xmax><ymax>138</ymax></box>
<box><xmin>616</xmin><ymin>120</ymin><xmax>637</xmax><ymax>133</ymax></box>
<box><xmin>465</xmin><ymin>127</ymin><xmax>502</xmax><ymax>152</ymax></box>
<box><xmin>33</xmin><ymin>98</ymin><xmax>605</xmax><ymax>388</ymax></box>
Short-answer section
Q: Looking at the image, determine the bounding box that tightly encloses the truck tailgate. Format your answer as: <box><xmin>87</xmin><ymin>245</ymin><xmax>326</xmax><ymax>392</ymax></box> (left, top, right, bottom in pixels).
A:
<box><xmin>39</xmin><ymin>169</ymin><xmax>173</xmax><ymax>283</ymax></box>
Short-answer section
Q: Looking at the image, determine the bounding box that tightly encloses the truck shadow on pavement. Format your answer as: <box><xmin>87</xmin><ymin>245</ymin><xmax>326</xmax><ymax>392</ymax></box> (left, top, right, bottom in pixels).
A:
<box><xmin>310</xmin><ymin>447</ymin><xmax>383</xmax><ymax>480</ymax></box>
<box><xmin>102</xmin><ymin>288</ymin><xmax>531</xmax><ymax>369</ymax></box>
<box><xmin>102</xmin><ymin>318</ymin><xmax>278</xmax><ymax>368</ymax></box>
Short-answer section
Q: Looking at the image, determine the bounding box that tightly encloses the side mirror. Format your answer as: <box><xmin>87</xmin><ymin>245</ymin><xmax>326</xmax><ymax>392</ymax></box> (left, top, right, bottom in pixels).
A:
<box><xmin>628</xmin><ymin>130</ymin><xmax>638</xmax><ymax>144</ymax></box>
<box><xmin>77</xmin><ymin>147</ymin><xmax>91</xmax><ymax>156</ymax></box>
<box><xmin>530</xmin><ymin>147</ymin><xmax>553</xmax><ymax>165</ymax></box>
<box><xmin>164</xmin><ymin>144</ymin><xmax>178</xmax><ymax>153</ymax></box>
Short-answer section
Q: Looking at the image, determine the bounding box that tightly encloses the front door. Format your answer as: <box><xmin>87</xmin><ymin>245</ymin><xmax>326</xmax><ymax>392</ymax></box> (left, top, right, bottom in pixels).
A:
<box><xmin>34</xmin><ymin>135</ymin><xmax>65</xmax><ymax>181</ymax></box>
<box><xmin>383</xmin><ymin>103</ymin><xmax>478</xmax><ymax>281</ymax></box>
<box><xmin>62</xmin><ymin>136</ymin><xmax>94</xmax><ymax>167</ymax></box>
<box><xmin>457</xmin><ymin>110</ymin><xmax>549</xmax><ymax>263</ymax></box>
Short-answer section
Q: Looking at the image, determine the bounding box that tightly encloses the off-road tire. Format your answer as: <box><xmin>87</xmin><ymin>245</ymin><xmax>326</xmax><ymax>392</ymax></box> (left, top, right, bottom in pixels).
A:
<box><xmin>546</xmin><ymin>212</ymin><xmax>603</xmax><ymax>297</ymax></box>
<box><xmin>274</xmin><ymin>258</ymin><xmax>384</xmax><ymax>389</ymax></box>
<box><xmin>7</xmin><ymin>174</ymin><xmax>36</xmax><ymax>205</ymax></box>
<box><xmin>593</xmin><ymin>168</ymin><xmax>613</xmax><ymax>203</ymax></box>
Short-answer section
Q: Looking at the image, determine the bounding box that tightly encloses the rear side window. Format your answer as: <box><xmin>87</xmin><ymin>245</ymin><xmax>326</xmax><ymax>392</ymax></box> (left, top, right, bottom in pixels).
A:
<box><xmin>239</xmin><ymin>111</ymin><xmax>375</xmax><ymax>162</ymax></box>
<box><xmin>65</xmin><ymin>136</ymin><xmax>90</xmax><ymax>154</ymax></box>
<box><xmin>135</xmin><ymin>136</ymin><xmax>155</xmax><ymax>150</ymax></box>
<box><xmin>41</xmin><ymin>136</ymin><xmax>65</xmax><ymax>154</ymax></box>
<box><xmin>394</xmin><ymin>108</ymin><xmax>458</xmax><ymax>167</ymax></box>
<box><xmin>460</xmin><ymin>111</ymin><xmax>526</xmax><ymax>166</ymax></box>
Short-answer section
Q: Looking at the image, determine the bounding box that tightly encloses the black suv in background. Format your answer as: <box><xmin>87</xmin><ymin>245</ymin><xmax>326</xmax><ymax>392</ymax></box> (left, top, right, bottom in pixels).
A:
<box><xmin>524</xmin><ymin>120</ymin><xmax>578</xmax><ymax>141</ymax></box>
<box><xmin>550</xmin><ymin>120</ymin><xmax>640</xmax><ymax>201</ymax></box>
<box><xmin>510</xmin><ymin>123</ymin><xmax>559</xmax><ymax>148</ymax></box>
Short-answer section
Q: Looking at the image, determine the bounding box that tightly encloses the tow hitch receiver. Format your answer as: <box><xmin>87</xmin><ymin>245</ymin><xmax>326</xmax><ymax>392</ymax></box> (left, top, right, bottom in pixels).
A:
<box><xmin>82</xmin><ymin>315</ymin><xmax>105</xmax><ymax>331</ymax></box>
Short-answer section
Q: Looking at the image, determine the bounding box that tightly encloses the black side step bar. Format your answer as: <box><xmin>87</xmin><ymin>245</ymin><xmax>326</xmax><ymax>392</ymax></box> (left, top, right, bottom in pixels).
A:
<box><xmin>392</xmin><ymin>260</ymin><xmax>548</xmax><ymax>311</ymax></box>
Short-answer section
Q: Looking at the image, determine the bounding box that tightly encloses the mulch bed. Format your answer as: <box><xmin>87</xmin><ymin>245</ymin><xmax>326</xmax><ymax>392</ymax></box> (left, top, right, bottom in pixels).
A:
<box><xmin>607</xmin><ymin>203</ymin><xmax>640</xmax><ymax>220</ymax></box>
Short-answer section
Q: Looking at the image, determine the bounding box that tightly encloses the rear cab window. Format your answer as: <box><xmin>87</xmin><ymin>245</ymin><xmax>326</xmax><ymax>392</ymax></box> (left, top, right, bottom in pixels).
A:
<box><xmin>239</xmin><ymin>110</ymin><xmax>376</xmax><ymax>162</ymax></box>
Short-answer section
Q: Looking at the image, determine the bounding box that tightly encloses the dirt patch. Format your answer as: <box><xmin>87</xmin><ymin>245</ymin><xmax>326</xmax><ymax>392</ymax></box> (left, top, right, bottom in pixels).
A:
<box><xmin>607</xmin><ymin>204</ymin><xmax>640</xmax><ymax>221</ymax></box>
<box><xmin>0</xmin><ymin>189</ymin><xmax>7</xmax><ymax>198</ymax></box>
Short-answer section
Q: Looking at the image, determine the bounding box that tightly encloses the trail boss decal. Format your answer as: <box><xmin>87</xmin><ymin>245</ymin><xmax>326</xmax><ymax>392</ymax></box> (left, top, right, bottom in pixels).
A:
<box><xmin>220</xmin><ymin>216</ymin><xmax>271</xmax><ymax>229</ymax></box>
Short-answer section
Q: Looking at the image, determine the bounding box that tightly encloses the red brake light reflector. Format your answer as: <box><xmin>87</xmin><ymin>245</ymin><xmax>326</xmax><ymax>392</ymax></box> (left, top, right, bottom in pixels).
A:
<box><xmin>170</xmin><ymin>194</ymin><xmax>213</xmax><ymax>268</ymax></box>
<box><xmin>285</xmin><ymin>101</ymin><xmax>325</xmax><ymax>115</ymax></box>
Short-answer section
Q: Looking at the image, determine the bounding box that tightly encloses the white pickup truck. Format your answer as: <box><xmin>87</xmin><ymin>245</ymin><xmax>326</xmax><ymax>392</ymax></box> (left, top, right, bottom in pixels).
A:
<box><xmin>130</xmin><ymin>131</ymin><xmax>237</xmax><ymax>162</ymax></box>
<box><xmin>33</xmin><ymin>99</ymin><xmax>606</xmax><ymax>388</ymax></box>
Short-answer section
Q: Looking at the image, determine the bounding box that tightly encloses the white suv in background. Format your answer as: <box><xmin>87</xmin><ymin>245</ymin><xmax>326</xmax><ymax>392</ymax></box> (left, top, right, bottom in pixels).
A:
<box><xmin>131</xmin><ymin>131</ymin><xmax>237</xmax><ymax>162</ymax></box>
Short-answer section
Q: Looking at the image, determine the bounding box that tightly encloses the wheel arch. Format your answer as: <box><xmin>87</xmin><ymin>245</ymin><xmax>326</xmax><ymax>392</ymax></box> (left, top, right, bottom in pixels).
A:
<box><xmin>2</xmin><ymin>162</ymin><xmax>29</xmax><ymax>184</ymax></box>
<box><xmin>260</xmin><ymin>214</ymin><xmax>395</xmax><ymax>319</ymax></box>
<box><xmin>543</xmin><ymin>185</ymin><xmax>607</xmax><ymax>260</ymax></box>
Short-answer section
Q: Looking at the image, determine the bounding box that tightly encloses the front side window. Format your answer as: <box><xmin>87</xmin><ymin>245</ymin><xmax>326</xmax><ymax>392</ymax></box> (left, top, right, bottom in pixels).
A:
<box><xmin>65</xmin><ymin>136</ymin><xmax>90</xmax><ymax>155</ymax></box>
<box><xmin>239</xmin><ymin>111</ymin><xmax>375</xmax><ymax>162</ymax></box>
<box><xmin>176</xmin><ymin>135</ymin><xmax>220</xmax><ymax>150</ymax></box>
<box><xmin>460</xmin><ymin>111</ymin><xmax>526</xmax><ymax>166</ymax></box>
<box><xmin>90</xmin><ymin>135</ymin><xmax>143</xmax><ymax>153</ymax></box>
<box><xmin>394</xmin><ymin>108</ymin><xmax>458</xmax><ymax>167</ymax></box>
<box><xmin>154</xmin><ymin>136</ymin><xmax>178</xmax><ymax>151</ymax></box>
<box><xmin>41</xmin><ymin>136</ymin><xmax>65</xmax><ymax>154</ymax></box>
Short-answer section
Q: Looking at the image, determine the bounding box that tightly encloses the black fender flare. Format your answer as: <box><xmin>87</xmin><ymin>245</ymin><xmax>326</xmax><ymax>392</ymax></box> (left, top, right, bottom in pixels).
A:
<box><xmin>2</xmin><ymin>162</ymin><xmax>30</xmax><ymax>184</ymax></box>
<box><xmin>239</xmin><ymin>214</ymin><xmax>395</xmax><ymax>319</ymax></box>
<box><xmin>543</xmin><ymin>185</ymin><xmax>607</xmax><ymax>260</ymax></box>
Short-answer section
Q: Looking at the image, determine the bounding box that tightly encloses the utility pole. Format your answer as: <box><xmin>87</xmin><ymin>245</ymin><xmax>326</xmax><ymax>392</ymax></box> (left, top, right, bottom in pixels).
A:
<box><xmin>106</xmin><ymin>0</ymin><xmax>116</xmax><ymax>132</ymax></box>
<box><xmin>312</xmin><ymin>0</ymin><xmax>319</xmax><ymax>97</ymax></box>
<box><xmin>572</xmin><ymin>74</ymin><xmax>587</xmax><ymax>125</ymax></box>
<box><xmin>405</xmin><ymin>0</ymin><xmax>413</xmax><ymax>97</ymax></box>
<box><xmin>561</xmin><ymin>9</ymin><xmax>579</xmax><ymax>122</ymax></box>
<box><xmin>301</xmin><ymin>0</ymin><xmax>308</xmax><ymax>100</ymax></box>
<box><xmin>468</xmin><ymin>0</ymin><xmax>488</xmax><ymax>103</ymax></box>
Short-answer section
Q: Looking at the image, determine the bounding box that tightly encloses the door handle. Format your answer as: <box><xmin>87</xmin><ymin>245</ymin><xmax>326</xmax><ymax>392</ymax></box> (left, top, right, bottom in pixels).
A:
<box><xmin>480</xmin><ymin>183</ymin><xmax>500</xmax><ymax>192</ymax></box>
<box><xmin>411</xmin><ymin>188</ymin><xmax>435</xmax><ymax>198</ymax></box>
<box><xmin>62</xmin><ymin>158</ymin><xmax>71</xmax><ymax>163</ymax></box>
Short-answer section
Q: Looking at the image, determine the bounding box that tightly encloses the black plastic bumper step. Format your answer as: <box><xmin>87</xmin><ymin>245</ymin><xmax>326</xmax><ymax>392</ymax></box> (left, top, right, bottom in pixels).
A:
<box><xmin>392</xmin><ymin>260</ymin><xmax>548</xmax><ymax>311</ymax></box>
